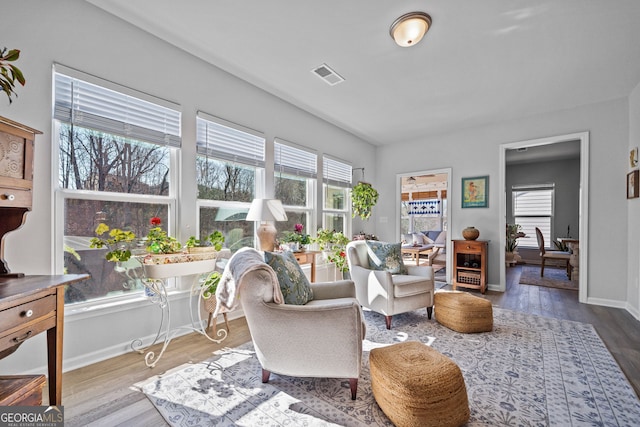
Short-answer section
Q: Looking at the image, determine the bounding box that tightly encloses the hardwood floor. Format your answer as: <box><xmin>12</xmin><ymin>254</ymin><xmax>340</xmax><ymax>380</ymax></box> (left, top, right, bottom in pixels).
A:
<box><xmin>56</xmin><ymin>266</ymin><xmax>640</xmax><ymax>426</ymax></box>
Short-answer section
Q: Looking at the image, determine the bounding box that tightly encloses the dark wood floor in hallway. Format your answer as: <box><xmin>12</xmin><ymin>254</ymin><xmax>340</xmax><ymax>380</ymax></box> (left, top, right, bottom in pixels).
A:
<box><xmin>59</xmin><ymin>265</ymin><xmax>640</xmax><ymax>425</ymax></box>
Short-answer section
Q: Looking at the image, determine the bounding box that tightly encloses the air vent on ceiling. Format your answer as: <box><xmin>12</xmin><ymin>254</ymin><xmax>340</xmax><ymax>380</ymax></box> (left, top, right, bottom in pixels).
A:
<box><xmin>312</xmin><ymin>63</ymin><xmax>345</xmax><ymax>86</ymax></box>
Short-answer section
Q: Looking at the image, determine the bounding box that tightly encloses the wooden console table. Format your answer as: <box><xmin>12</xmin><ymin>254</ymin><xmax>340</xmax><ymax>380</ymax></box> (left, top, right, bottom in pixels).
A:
<box><xmin>0</xmin><ymin>274</ymin><xmax>89</xmax><ymax>405</ymax></box>
<box><xmin>452</xmin><ymin>240</ymin><xmax>488</xmax><ymax>294</ymax></box>
<box><xmin>293</xmin><ymin>251</ymin><xmax>320</xmax><ymax>282</ymax></box>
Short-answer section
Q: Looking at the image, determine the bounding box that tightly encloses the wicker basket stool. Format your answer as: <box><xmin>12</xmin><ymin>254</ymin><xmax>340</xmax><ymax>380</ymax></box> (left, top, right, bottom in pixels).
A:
<box><xmin>370</xmin><ymin>341</ymin><xmax>469</xmax><ymax>427</ymax></box>
<box><xmin>434</xmin><ymin>290</ymin><xmax>493</xmax><ymax>333</ymax></box>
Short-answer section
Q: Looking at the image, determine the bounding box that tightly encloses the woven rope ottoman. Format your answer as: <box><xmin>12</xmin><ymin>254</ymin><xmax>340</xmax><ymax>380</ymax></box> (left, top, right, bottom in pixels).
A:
<box><xmin>369</xmin><ymin>341</ymin><xmax>469</xmax><ymax>427</ymax></box>
<box><xmin>434</xmin><ymin>290</ymin><xmax>493</xmax><ymax>333</ymax></box>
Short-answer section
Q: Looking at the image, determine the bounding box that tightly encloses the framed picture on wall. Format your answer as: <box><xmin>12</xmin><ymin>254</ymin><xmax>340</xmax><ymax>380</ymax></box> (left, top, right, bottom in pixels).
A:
<box><xmin>627</xmin><ymin>170</ymin><xmax>639</xmax><ymax>199</ymax></box>
<box><xmin>462</xmin><ymin>175</ymin><xmax>489</xmax><ymax>208</ymax></box>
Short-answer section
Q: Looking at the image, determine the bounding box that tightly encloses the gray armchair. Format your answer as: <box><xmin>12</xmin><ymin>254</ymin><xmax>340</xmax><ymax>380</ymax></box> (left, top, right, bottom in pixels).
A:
<box><xmin>346</xmin><ymin>240</ymin><xmax>434</xmax><ymax>329</ymax></box>
<box><xmin>238</xmin><ymin>266</ymin><xmax>366</xmax><ymax>400</ymax></box>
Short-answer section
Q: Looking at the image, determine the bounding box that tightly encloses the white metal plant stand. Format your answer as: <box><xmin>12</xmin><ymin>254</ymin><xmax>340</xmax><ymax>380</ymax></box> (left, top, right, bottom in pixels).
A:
<box><xmin>130</xmin><ymin>256</ymin><xmax>228</xmax><ymax>367</ymax></box>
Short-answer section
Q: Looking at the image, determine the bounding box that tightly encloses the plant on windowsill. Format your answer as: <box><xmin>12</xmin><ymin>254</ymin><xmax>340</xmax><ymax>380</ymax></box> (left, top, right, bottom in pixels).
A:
<box><xmin>351</xmin><ymin>182</ymin><xmax>378</xmax><ymax>220</ymax></box>
<box><xmin>314</xmin><ymin>228</ymin><xmax>350</xmax><ymax>273</ymax></box>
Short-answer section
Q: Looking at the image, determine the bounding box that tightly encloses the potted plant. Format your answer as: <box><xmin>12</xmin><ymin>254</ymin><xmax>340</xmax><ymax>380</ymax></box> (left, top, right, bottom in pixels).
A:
<box><xmin>185</xmin><ymin>231</ymin><xmax>225</xmax><ymax>254</ymax></box>
<box><xmin>89</xmin><ymin>223</ymin><xmax>137</xmax><ymax>262</ymax></box>
<box><xmin>351</xmin><ymin>182</ymin><xmax>378</xmax><ymax>220</ymax></box>
<box><xmin>281</xmin><ymin>223</ymin><xmax>311</xmax><ymax>251</ymax></box>
<box><xmin>0</xmin><ymin>47</ymin><xmax>25</xmax><ymax>104</ymax></box>
<box><xmin>145</xmin><ymin>217</ymin><xmax>182</xmax><ymax>254</ymax></box>
<box><xmin>506</xmin><ymin>224</ymin><xmax>525</xmax><ymax>266</ymax></box>
<box><xmin>314</xmin><ymin>228</ymin><xmax>350</xmax><ymax>275</ymax></box>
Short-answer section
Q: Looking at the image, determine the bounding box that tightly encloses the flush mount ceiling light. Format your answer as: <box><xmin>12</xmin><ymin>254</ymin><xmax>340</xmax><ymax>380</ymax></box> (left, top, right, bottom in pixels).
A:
<box><xmin>389</xmin><ymin>12</ymin><xmax>432</xmax><ymax>47</ymax></box>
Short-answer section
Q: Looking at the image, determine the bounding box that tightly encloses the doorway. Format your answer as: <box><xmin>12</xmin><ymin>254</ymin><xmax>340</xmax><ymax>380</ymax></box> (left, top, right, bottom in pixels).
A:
<box><xmin>397</xmin><ymin>168</ymin><xmax>452</xmax><ymax>284</ymax></box>
<box><xmin>499</xmin><ymin>132</ymin><xmax>589</xmax><ymax>302</ymax></box>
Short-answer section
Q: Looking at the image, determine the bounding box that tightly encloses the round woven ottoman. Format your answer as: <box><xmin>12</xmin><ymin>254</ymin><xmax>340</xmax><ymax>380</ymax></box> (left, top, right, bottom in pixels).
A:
<box><xmin>434</xmin><ymin>290</ymin><xmax>493</xmax><ymax>333</ymax></box>
<box><xmin>369</xmin><ymin>341</ymin><xmax>469</xmax><ymax>427</ymax></box>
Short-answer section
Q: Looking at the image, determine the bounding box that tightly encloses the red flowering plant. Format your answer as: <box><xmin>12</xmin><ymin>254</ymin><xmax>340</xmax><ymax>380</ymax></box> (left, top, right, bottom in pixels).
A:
<box><xmin>281</xmin><ymin>223</ymin><xmax>311</xmax><ymax>245</ymax></box>
<box><xmin>145</xmin><ymin>217</ymin><xmax>182</xmax><ymax>254</ymax></box>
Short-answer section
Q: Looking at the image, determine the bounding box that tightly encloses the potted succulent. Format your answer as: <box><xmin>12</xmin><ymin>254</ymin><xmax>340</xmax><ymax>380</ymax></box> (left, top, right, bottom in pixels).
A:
<box><xmin>0</xmin><ymin>47</ymin><xmax>25</xmax><ymax>104</ymax></box>
<box><xmin>351</xmin><ymin>182</ymin><xmax>378</xmax><ymax>220</ymax></box>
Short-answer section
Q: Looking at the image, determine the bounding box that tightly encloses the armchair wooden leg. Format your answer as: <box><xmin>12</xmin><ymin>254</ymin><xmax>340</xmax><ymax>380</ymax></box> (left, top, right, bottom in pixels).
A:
<box><xmin>426</xmin><ymin>306</ymin><xmax>433</xmax><ymax>319</ymax></box>
<box><xmin>540</xmin><ymin>260</ymin><xmax>546</xmax><ymax>277</ymax></box>
<box><xmin>385</xmin><ymin>315</ymin><xmax>392</xmax><ymax>330</ymax></box>
<box><xmin>262</xmin><ymin>369</ymin><xmax>271</xmax><ymax>383</ymax></box>
<box><xmin>349</xmin><ymin>378</ymin><xmax>358</xmax><ymax>400</ymax></box>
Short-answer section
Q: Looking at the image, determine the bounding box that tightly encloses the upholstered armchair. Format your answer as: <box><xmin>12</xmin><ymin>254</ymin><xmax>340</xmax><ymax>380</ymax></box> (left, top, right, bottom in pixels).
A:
<box><xmin>237</xmin><ymin>260</ymin><xmax>366</xmax><ymax>400</ymax></box>
<box><xmin>346</xmin><ymin>240</ymin><xmax>434</xmax><ymax>329</ymax></box>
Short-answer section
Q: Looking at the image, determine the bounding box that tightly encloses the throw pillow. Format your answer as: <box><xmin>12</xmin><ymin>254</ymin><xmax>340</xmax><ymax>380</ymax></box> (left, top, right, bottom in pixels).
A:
<box><xmin>412</xmin><ymin>232</ymin><xmax>426</xmax><ymax>245</ymax></box>
<box><xmin>264</xmin><ymin>251</ymin><xmax>313</xmax><ymax>305</ymax></box>
<box><xmin>435</xmin><ymin>230</ymin><xmax>447</xmax><ymax>245</ymax></box>
<box><xmin>365</xmin><ymin>241</ymin><xmax>406</xmax><ymax>274</ymax></box>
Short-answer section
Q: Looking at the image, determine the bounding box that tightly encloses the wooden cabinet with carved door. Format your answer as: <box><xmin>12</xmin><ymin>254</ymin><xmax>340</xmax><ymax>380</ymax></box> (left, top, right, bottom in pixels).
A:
<box><xmin>0</xmin><ymin>116</ymin><xmax>42</xmax><ymax>276</ymax></box>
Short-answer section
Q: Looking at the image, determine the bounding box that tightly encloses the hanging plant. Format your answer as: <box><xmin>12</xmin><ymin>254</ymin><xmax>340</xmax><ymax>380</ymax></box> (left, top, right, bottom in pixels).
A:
<box><xmin>0</xmin><ymin>48</ymin><xmax>25</xmax><ymax>104</ymax></box>
<box><xmin>351</xmin><ymin>182</ymin><xmax>379</xmax><ymax>220</ymax></box>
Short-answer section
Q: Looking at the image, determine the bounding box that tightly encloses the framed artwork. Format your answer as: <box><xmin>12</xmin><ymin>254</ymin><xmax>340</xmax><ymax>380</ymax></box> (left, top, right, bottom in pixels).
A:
<box><xmin>631</xmin><ymin>147</ymin><xmax>639</xmax><ymax>168</ymax></box>
<box><xmin>627</xmin><ymin>170</ymin><xmax>639</xmax><ymax>199</ymax></box>
<box><xmin>462</xmin><ymin>175</ymin><xmax>489</xmax><ymax>208</ymax></box>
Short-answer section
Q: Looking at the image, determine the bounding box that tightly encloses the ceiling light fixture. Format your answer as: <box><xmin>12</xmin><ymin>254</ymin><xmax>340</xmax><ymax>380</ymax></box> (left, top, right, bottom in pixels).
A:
<box><xmin>389</xmin><ymin>12</ymin><xmax>432</xmax><ymax>47</ymax></box>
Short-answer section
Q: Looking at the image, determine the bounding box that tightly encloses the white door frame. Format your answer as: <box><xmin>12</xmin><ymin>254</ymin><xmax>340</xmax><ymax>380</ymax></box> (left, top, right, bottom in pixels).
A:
<box><xmin>499</xmin><ymin>132</ymin><xmax>589</xmax><ymax>302</ymax></box>
<box><xmin>396</xmin><ymin>167</ymin><xmax>452</xmax><ymax>284</ymax></box>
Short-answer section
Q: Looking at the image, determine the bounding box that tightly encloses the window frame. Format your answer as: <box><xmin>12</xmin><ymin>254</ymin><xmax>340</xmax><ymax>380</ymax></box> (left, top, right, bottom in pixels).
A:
<box><xmin>512</xmin><ymin>184</ymin><xmax>555</xmax><ymax>249</ymax></box>
<box><xmin>321</xmin><ymin>155</ymin><xmax>351</xmax><ymax>236</ymax></box>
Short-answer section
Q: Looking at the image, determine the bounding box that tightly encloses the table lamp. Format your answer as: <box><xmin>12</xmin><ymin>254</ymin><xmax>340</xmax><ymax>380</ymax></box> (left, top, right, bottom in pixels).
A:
<box><xmin>246</xmin><ymin>199</ymin><xmax>288</xmax><ymax>252</ymax></box>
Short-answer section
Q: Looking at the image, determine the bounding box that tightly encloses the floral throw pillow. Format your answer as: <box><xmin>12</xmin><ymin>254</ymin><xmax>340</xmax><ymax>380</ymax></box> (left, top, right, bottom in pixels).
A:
<box><xmin>365</xmin><ymin>241</ymin><xmax>407</xmax><ymax>274</ymax></box>
<box><xmin>264</xmin><ymin>251</ymin><xmax>314</xmax><ymax>305</ymax></box>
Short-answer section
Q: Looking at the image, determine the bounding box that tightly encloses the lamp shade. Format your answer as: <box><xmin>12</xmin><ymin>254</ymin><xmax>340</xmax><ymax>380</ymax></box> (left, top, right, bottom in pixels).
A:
<box><xmin>246</xmin><ymin>199</ymin><xmax>287</xmax><ymax>222</ymax></box>
<box><xmin>390</xmin><ymin>12</ymin><xmax>432</xmax><ymax>47</ymax></box>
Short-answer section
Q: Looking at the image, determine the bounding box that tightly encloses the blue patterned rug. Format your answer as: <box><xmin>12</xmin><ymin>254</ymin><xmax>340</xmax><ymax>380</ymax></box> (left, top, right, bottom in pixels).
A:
<box><xmin>136</xmin><ymin>307</ymin><xmax>640</xmax><ymax>426</ymax></box>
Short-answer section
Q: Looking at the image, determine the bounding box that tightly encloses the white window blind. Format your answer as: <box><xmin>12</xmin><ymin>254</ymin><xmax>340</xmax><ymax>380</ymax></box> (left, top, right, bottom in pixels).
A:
<box><xmin>53</xmin><ymin>68</ymin><xmax>181</xmax><ymax>147</ymax></box>
<box><xmin>323</xmin><ymin>156</ymin><xmax>352</xmax><ymax>187</ymax></box>
<box><xmin>513</xmin><ymin>184</ymin><xmax>554</xmax><ymax>248</ymax></box>
<box><xmin>274</xmin><ymin>139</ymin><xmax>317</xmax><ymax>178</ymax></box>
<box><xmin>196</xmin><ymin>113</ymin><xmax>265</xmax><ymax>168</ymax></box>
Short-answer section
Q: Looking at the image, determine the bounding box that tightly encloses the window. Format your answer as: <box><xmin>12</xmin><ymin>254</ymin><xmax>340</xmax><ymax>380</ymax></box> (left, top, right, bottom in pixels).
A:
<box><xmin>322</xmin><ymin>156</ymin><xmax>351</xmax><ymax>234</ymax></box>
<box><xmin>512</xmin><ymin>184</ymin><xmax>554</xmax><ymax>248</ymax></box>
<box><xmin>274</xmin><ymin>139</ymin><xmax>317</xmax><ymax>236</ymax></box>
<box><xmin>54</xmin><ymin>65</ymin><xmax>180</xmax><ymax>305</ymax></box>
<box><xmin>196</xmin><ymin>112</ymin><xmax>265</xmax><ymax>251</ymax></box>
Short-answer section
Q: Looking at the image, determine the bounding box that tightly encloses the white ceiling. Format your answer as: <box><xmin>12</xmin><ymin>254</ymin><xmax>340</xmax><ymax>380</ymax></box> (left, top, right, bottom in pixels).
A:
<box><xmin>89</xmin><ymin>0</ymin><xmax>640</xmax><ymax>146</ymax></box>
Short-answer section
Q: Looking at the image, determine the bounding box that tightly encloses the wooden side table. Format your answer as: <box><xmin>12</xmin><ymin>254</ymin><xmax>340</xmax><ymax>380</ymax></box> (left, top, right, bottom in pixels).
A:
<box><xmin>452</xmin><ymin>240</ymin><xmax>488</xmax><ymax>294</ymax></box>
<box><xmin>293</xmin><ymin>251</ymin><xmax>320</xmax><ymax>282</ymax></box>
<box><xmin>0</xmin><ymin>274</ymin><xmax>89</xmax><ymax>406</ymax></box>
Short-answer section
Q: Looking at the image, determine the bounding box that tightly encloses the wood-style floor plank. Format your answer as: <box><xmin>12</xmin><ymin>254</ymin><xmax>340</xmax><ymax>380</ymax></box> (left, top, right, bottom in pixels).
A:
<box><xmin>58</xmin><ymin>267</ymin><xmax>640</xmax><ymax>425</ymax></box>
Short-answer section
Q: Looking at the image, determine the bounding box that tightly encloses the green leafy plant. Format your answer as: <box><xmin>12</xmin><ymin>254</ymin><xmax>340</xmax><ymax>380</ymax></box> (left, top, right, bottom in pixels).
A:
<box><xmin>281</xmin><ymin>223</ymin><xmax>311</xmax><ymax>245</ymax></box>
<box><xmin>314</xmin><ymin>229</ymin><xmax>350</xmax><ymax>273</ymax></box>
<box><xmin>90</xmin><ymin>223</ymin><xmax>137</xmax><ymax>262</ymax></box>
<box><xmin>506</xmin><ymin>224</ymin><xmax>525</xmax><ymax>252</ymax></box>
<box><xmin>351</xmin><ymin>182</ymin><xmax>378</xmax><ymax>220</ymax></box>
<box><xmin>0</xmin><ymin>48</ymin><xmax>25</xmax><ymax>104</ymax></box>
<box><xmin>185</xmin><ymin>231</ymin><xmax>225</xmax><ymax>250</ymax></box>
<box><xmin>201</xmin><ymin>271</ymin><xmax>221</xmax><ymax>299</ymax></box>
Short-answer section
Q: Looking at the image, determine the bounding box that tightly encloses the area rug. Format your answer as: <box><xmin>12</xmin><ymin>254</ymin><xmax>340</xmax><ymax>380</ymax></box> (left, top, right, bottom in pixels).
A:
<box><xmin>135</xmin><ymin>308</ymin><xmax>640</xmax><ymax>426</ymax></box>
<box><xmin>519</xmin><ymin>265</ymin><xmax>578</xmax><ymax>290</ymax></box>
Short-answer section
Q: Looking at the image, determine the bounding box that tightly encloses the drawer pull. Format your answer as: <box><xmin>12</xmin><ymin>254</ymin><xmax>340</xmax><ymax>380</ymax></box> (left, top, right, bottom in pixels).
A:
<box><xmin>12</xmin><ymin>331</ymin><xmax>33</xmax><ymax>343</ymax></box>
<box><xmin>466</xmin><ymin>245</ymin><xmax>471</xmax><ymax>249</ymax></box>
<box><xmin>1</xmin><ymin>193</ymin><xmax>15</xmax><ymax>201</ymax></box>
<box><xmin>22</xmin><ymin>309</ymin><xmax>34</xmax><ymax>318</ymax></box>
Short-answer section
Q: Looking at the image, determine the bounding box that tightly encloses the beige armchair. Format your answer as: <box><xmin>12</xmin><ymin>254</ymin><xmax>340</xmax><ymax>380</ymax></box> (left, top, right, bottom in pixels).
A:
<box><xmin>346</xmin><ymin>240</ymin><xmax>434</xmax><ymax>329</ymax></box>
<box><xmin>239</xmin><ymin>267</ymin><xmax>366</xmax><ymax>400</ymax></box>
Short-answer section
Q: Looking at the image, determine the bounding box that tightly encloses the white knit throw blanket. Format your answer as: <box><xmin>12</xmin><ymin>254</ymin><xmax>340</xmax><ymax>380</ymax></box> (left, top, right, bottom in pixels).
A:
<box><xmin>214</xmin><ymin>247</ymin><xmax>283</xmax><ymax>315</ymax></box>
